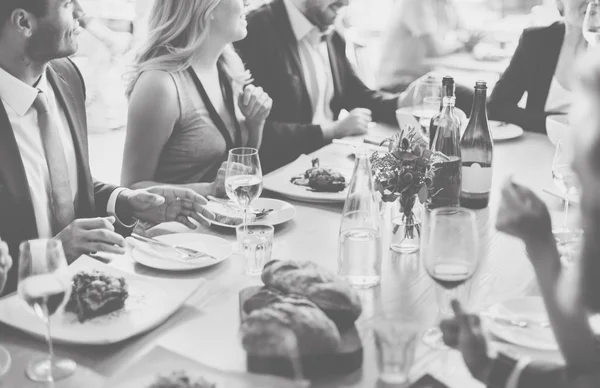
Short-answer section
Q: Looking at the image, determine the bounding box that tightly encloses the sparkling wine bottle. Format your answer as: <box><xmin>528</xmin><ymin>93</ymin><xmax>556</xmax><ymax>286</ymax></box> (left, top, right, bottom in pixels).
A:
<box><xmin>460</xmin><ymin>81</ymin><xmax>493</xmax><ymax>209</ymax></box>
<box><xmin>429</xmin><ymin>76</ymin><xmax>456</xmax><ymax>148</ymax></box>
<box><xmin>430</xmin><ymin>96</ymin><xmax>462</xmax><ymax>209</ymax></box>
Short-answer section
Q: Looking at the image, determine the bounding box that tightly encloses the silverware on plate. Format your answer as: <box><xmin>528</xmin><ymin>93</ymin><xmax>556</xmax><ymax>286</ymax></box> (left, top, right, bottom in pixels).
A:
<box><xmin>207</xmin><ymin>196</ymin><xmax>274</xmax><ymax>218</ymax></box>
<box><xmin>130</xmin><ymin>233</ymin><xmax>217</xmax><ymax>261</ymax></box>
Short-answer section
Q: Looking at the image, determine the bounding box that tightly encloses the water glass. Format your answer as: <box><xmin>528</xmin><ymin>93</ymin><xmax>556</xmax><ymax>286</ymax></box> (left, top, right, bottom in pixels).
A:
<box><xmin>373</xmin><ymin>319</ymin><xmax>419</xmax><ymax>384</ymax></box>
<box><xmin>236</xmin><ymin>223</ymin><xmax>274</xmax><ymax>275</ymax></box>
<box><xmin>412</xmin><ymin>76</ymin><xmax>441</xmax><ymax>132</ymax></box>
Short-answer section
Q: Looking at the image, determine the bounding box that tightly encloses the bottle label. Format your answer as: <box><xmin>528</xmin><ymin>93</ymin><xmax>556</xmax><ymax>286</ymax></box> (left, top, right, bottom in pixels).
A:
<box><xmin>461</xmin><ymin>163</ymin><xmax>492</xmax><ymax>194</ymax></box>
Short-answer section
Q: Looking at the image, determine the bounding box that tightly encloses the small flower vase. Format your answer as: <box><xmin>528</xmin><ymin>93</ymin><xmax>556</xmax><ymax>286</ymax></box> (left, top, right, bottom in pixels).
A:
<box><xmin>389</xmin><ymin>194</ymin><xmax>423</xmax><ymax>253</ymax></box>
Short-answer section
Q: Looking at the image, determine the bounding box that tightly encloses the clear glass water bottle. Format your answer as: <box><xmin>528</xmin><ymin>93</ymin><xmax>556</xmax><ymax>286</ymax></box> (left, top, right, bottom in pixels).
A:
<box><xmin>338</xmin><ymin>149</ymin><xmax>382</xmax><ymax>289</ymax></box>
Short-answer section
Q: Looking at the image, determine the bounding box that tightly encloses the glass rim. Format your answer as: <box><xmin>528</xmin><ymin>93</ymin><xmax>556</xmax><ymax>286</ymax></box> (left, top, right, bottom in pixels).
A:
<box><xmin>19</xmin><ymin>238</ymin><xmax>62</xmax><ymax>251</ymax></box>
<box><xmin>430</xmin><ymin>206</ymin><xmax>476</xmax><ymax>219</ymax></box>
<box><xmin>236</xmin><ymin>222</ymin><xmax>274</xmax><ymax>232</ymax></box>
<box><xmin>229</xmin><ymin>147</ymin><xmax>259</xmax><ymax>156</ymax></box>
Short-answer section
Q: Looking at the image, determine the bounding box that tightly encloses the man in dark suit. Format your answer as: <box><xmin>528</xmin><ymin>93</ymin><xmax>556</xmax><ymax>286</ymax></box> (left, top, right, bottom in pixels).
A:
<box><xmin>235</xmin><ymin>0</ymin><xmax>417</xmax><ymax>172</ymax></box>
<box><xmin>0</xmin><ymin>0</ymin><xmax>214</xmax><ymax>295</ymax></box>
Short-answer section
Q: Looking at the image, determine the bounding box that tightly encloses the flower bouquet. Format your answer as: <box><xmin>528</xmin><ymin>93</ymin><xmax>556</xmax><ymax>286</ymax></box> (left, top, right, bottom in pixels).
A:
<box><xmin>370</xmin><ymin>127</ymin><xmax>447</xmax><ymax>251</ymax></box>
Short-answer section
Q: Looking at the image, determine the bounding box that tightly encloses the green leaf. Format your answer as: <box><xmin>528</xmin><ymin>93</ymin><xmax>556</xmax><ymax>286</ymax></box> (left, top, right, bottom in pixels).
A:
<box><xmin>418</xmin><ymin>184</ymin><xmax>428</xmax><ymax>203</ymax></box>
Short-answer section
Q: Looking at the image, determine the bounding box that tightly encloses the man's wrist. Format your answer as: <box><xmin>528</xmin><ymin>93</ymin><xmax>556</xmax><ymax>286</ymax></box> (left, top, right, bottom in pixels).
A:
<box><xmin>320</xmin><ymin>122</ymin><xmax>337</xmax><ymax>142</ymax></box>
<box><xmin>109</xmin><ymin>188</ymin><xmax>137</xmax><ymax>227</ymax></box>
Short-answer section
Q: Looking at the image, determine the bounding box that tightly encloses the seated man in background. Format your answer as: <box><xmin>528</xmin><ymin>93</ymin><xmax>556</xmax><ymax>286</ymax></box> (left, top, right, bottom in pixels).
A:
<box><xmin>373</xmin><ymin>0</ymin><xmax>479</xmax><ymax>111</ymax></box>
<box><xmin>235</xmin><ymin>0</ymin><xmax>418</xmax><ymax>172</ymax></box>
<box><xmin>0</xmin><ymin>0</ymin><xmax>214</xmax><ymax>295</ymax></box>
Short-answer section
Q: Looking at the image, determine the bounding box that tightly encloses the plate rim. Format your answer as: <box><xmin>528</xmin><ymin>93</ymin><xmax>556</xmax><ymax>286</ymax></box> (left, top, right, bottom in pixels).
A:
<box><xmin>207</xmin><ymin>198</ymin><xmax>297</xmax><ymax>228</ymax></box>
<box><xmin>489</xmin><ymin>120</ymin><xmax>524</xmax><ymax>140</ymax></box>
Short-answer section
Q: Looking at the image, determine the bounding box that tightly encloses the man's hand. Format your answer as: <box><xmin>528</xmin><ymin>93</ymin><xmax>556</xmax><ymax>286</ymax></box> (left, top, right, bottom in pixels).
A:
<box><xmin>54</xmin><ymin>217</ymin><xmax>126</xmax><ymax>262</ymax></box>
<box><xmin>440</xmin><ymin>300</ymin><xmax>493</xmax><ymax>383</ymax></box>
<box><xmin>496</xmin><ymin>178</ymin><xmax>554</xmax><ymax>245</ymax></box>
<box><xmin>119</xmin><ymin>187</ymin><xmax>215</xmax><ymax>229</ymax></box>
<box><xmin>322</xmin><ymin>108</ymin><xmax>371</xmax><ymax>140</ymax></box>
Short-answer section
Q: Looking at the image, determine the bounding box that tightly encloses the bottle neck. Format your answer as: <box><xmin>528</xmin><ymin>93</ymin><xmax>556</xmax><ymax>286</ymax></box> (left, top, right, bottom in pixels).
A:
<box><xmin>439</xmin><ymin>82</ymin><xmax>455</xmax><ymax>110</ymax></box>
<box><xmin>470</xmin><ymin>89</ymin><xmax>487</xmax><ymax>122</ymax></box>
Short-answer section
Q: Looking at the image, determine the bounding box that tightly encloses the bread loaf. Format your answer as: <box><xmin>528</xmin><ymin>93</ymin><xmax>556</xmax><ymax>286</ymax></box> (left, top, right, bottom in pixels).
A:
<box><xmin>240</xmin><ymin>292</ymin><xmax>342</xmax><ymax>356</ymax></box>
<box><xmin>261</xmin><ymin>260</ymin><xmax>362</xmax><ymax>329</ymax></box>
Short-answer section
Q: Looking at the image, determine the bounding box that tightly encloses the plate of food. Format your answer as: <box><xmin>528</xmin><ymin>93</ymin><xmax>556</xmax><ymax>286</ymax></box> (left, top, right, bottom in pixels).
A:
<box><xmin>489</xmin><ymin>120</ymin><xmax>524</xmax><ymax>141</ymax></box>
<box><xmin>129</xmin><ymin>233</ymin><xmax>232</xmax><ymax>271</ymax></box>
<box><xmin>0</xmin><ymin>257</ymin><xmax>204</xmax><ymax>345</ymax></box>
<box><xmin>206</xmin><ymin>197</ymin><xmax>296</xmax><ymax>228</ymax></box>
<box><xmin>106</xmin><ymin>346</ymin><xmax>300</xmax><ymax>388</ymax></box>
<box><xmin>263</xmin><ymin>155</ymin><xmax>351</xmax><ymax>204</ymax></box>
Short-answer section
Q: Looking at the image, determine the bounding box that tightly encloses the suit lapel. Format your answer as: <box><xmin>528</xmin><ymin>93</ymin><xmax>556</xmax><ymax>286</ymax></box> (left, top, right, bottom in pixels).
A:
<box><xmin>46</xmin><ymin>64</ymin><xmax>94</xmax><ymax>216</ymax></box>
<box><xmin>0</xmin><ymin>102</ymin><xmax>37</xmax><ymax>235</ymax></box>
<box><xmin>271</xmin><ymin>0</ymin><xmax>313</xmax><ymax>117</ymax></box>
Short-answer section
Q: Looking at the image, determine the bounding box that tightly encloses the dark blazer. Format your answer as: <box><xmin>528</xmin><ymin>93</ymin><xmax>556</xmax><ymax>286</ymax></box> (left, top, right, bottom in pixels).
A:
<box><xmin>0</xmin><ymin>58</ymin><xmax>118</xmax><ymax>294</ymax></box>
<box><xmin>488</xmin><ymin>22</ymin><xmax>566</xmax><ymax>134</ymax></box>
<box><xmin>234</xmin><ymin>0</ymin><xmax>399</xmax><ymax>172</ymax></box>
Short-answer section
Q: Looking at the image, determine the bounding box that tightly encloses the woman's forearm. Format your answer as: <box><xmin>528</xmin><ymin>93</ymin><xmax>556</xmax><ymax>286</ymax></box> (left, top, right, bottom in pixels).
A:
<box><xmin>526</xmin><ymin>235</ymin><xmax>597</xmax><ymax>367</ymax></box>
<box><xmin>130</xmin><ymin>181</ymin><xmax>215</xmax><ymax>197</ymax></box>
<box><xmin>246</xmin><ymin>120</ymin><xmax>264</xmax><ymax>149</ymax></box>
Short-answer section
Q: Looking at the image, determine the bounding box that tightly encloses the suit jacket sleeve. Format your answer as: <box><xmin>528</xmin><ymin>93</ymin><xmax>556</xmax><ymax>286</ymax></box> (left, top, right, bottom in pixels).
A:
<box><xmin>93</xmin><ymin>180</ymin><xmax>118</xmax><ymax>217</ymax></box>
<box><xmin>487</xmin><ymin>32</ymin><xmax>547</xmax><ymax>134</ymax></box>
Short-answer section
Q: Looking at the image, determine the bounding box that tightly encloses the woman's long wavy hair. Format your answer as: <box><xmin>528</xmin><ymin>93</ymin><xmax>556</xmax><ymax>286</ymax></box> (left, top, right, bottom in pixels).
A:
<box><xmin>125</xmin><ymin>0</ymin><xmax>250</xmax><ymax>98</ymax></box>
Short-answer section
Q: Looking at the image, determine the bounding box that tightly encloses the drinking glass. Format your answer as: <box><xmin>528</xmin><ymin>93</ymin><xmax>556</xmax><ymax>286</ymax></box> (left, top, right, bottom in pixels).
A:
<box><xmin>373</xmin><ymin>317</ymin><xmax>419</xmax><ymax>384</ymax></box>
<box><xmin>412</xmin><ymin>77</ymin><xmax>441</xmax><ymax>134</ymax></box>
<box><xmin>236</xmin><ymin>223</ymin><xmax>274</xmax><ymax>275</ymax></box>
<box><xmin>552</xmin><ymin>141</ymin><xmax>580</xmax><ymax>231</ymax></box>
<box><xmin>18</xmin><ymin>239</ymin><xmax>75</xmax><ymax>382</ymax></box>
<box><xmin>423</xmin><ymin>208</ymin><xmax>479</xmax><ymax>349</ymax></box>
<box><xmin>225</xmin><ymin>148</ymin><xmax>263</xmax><ymax>231</ymax></box>
<box><xmin>0</xmin><ymin>255</ymin><xmax>11</xmax><ymax>378</ymax></box>
<box><xmin>584</xmin><ymin>1</ymin><xmax>600</xmax><ymax>48</ymax></box>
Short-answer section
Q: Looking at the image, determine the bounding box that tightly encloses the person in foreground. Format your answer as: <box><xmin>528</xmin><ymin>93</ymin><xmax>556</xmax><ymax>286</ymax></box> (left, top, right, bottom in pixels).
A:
<box><xmin>440</xmin><ymin>48</ymin><xmax>600</xmax><ymax>388</ymax></box>
<box><xmin>122</xmin><ymin>0</ymin><xmax>272</xmax><ymax>197</ymax></box>
<box><xmin>0</xmin><ymin>0</ymin><xmax>215</xmax><ymax>295</ymax></box>
<box><xmin>487</xmin><ymin>0</ymin><xmax>587</xmax><ymax>134</ymax></box>
<box><xmin>234</xmin><ymin>0</ymin><xmax>419</xmax><ymax>172</ymax></box>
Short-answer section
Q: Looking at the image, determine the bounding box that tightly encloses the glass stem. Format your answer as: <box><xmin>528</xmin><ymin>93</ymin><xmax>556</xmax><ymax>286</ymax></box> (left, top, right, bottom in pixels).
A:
<box><xmin>563</xmin><ymin>197</ymin><xmax>570</xmax><ymax>229</ymax></box>
<box><xmin>243</xmin><ymin>208</ymin><xmax>248</xmax><ymax>235</ymax></box>
<box><xmin>44</xmin><ymin>308</ymin><xmax>55</xmax><ymax>373</ymax></box>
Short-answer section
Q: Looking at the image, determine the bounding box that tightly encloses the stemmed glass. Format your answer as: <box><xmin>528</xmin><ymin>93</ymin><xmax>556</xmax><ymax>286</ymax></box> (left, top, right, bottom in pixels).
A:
<box><xmin>584</xmin><ymin>1</ymin><xmax>600</xmax><ymax>48</ymax></box>
<box><xmin>422</xmin><ymin>207</ymin><xmax>479</xmax><ymax>349</ymax></box>
<box><xmin>225</xmin><ymin>147</ymin><xmax>263</xmax><ymax>229</ymax></box>
<box><xmin>412</xmin><ymin>77</ymin><xmax>441</xmax><ymax>134</ymax></box>
<box><xmin>552</xmin><ymin>141</ymin><xmax>580</xmax><ymax>231</ymax></box>
<box><xmin>17</xmin><ymin>239</ymin><xmax>76</xmax><ymax>382</ymax></box>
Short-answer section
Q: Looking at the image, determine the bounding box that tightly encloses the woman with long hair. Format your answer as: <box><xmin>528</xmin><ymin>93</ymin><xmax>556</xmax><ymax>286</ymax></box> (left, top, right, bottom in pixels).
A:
<box><xmin>122</xmin><ymin>0</ymin><xmax>272</xmax><ymax>197</ymax></box>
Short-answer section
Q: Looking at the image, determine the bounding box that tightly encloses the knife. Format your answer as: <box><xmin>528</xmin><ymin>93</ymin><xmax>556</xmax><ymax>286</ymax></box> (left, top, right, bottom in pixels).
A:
<box><xmin>130</xmin><ymin>233</ymin><xmax>217</xmax><ymax>261</ymax></box>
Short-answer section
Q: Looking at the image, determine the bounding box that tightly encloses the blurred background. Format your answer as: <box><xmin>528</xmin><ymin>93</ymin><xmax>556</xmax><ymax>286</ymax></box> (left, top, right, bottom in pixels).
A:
<box><xmin>76</xmin><ymin>0</ymin><xmax>562</xmax><ymax>183</ymax></box>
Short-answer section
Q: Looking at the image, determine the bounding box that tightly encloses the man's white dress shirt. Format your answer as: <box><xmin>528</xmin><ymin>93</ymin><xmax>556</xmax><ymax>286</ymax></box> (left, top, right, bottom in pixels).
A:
<box><xmin>0</xmin><ymin>65</ymin><xmax>123</xmax><ymax>238</ymax></box>
<box><xmin>283</xmin><ymin>0</ymin><xmax>335</xmax><ymax>126</ymax></box>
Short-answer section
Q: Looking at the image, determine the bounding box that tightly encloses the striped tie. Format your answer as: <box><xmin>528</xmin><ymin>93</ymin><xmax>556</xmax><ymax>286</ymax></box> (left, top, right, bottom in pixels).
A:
<box><xmin>33</xmin><ymin>91</ymin><xmax>76</xmax><ymax>235</ymax></box>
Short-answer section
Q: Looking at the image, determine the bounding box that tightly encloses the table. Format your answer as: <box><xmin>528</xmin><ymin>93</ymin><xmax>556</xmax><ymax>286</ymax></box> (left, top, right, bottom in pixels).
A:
<box><xmin>0</xmin><ymin>127</ymin><xmax>567</xmax><ymax>388</ymax></box>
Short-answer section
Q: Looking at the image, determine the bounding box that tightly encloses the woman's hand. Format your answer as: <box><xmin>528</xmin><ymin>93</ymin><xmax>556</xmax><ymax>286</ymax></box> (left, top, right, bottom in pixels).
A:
<box><xmin>496</xmin><ymin>178</ymin><xmax>553</xmax><ymax>245</ymax></box>
<box><xmin>238</xmin><ymin>85</ymin><xmax>272</xmax><ymax>129</ymax></box>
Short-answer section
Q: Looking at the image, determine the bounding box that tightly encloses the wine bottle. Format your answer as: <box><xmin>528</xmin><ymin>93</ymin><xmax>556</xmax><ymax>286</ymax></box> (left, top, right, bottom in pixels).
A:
<box><xmin>429</xmin><ymin>76</ymin><xmax>455</xmax><ymax>149</ymax></box>
<box><xmin>460</xmin><ymin>81</ymin><xmax>493</xmax><ymax>209</ymax></box>
<box><xmin>430</xmin><ymin>96</ymin><xmax>462</xmax><ymax>209</ymax></box>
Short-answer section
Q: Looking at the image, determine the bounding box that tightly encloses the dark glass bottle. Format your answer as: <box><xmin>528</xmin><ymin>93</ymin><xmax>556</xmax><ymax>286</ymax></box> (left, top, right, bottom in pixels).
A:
<box><xmin>430</xmin><ymin>96</ymin><xmax>462</xmax><ymax>209</ymax></box>
<box><xmin>460</xmin><ymin>81</ymin><xmax>493</xmax><ymax>209</ymax></box>
<box><xmin>429</xmin><ymin>76</ymin><xmax>455</xmax><ymax>149</ymax></box>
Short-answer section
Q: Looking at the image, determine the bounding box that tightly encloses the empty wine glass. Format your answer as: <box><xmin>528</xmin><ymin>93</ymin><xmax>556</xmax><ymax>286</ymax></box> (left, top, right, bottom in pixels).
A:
<box><xmin>584</xmin><ymin>1</ymin><xmax>600</xmax><ymax>48</ymax></box>
<box><xmin>18</xmin><ymin>239</ymin><xmax>75</xmax><ymax>382</ymax></box>
<box><xmin>423</xmin><ymin>207</ymin><xmax>479</xmax><ymax>349</ymax></box>
<box><xmin>412</xmin><ymin>77</ymin><xmax>441</xmax><ymax>134</ymax></box>
<box><xmin>225</xmin><ymin>147</ymin><xmax>263</xmax><ymax>229</ymax></box>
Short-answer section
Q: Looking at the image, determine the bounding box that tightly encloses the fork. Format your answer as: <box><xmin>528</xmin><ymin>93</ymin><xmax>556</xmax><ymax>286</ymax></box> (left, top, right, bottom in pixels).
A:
<box><xmin>481</xmin><ymin>312</ymin><xmax>550</xmax><ymax>329</ymax></box>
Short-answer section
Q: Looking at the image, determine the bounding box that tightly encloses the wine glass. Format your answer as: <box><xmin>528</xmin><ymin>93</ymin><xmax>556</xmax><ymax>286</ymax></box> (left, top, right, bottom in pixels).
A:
<box><xmin>225</xmin><ymin>147</ymin><xmax>263</xmax><ymax>229</ymax></box>
<box><xmin>423</xmin><ymin>207</ymin><xmax>479</xmax><ymax>349</ymax></box>
<box><xmin>552</xmin><ymin>141</ymin><xmax>580</xmax><ymax>231</ymax></box>
<box><xmin>412</xmin><ymin>77</ymin><xmax>441</xmax><ymax>135</ymax></box>
<box><xmin>584</xmin><ymin>1</ymin><xmax>600</xmax><ymax>48</ymax></box>
<box><xmin>0</xmin><ymin>247</ymin><xmax>11</xmax><ymax>378</ymax></box>
<box><xmin>18</xmin><ymin>239</ymin><xmax>76</xmax><ymax>382</ymax></box>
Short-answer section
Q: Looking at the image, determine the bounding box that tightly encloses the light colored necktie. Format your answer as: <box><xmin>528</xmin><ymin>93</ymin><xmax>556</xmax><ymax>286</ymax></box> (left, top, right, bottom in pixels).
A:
<box><xmin>305</xmin><ymin>29</ymin><xmax>332</xmax><ymax>118</ymax></box>
<box><xmin>33</xmin><ymin>91</ymin><xmax>76</xmax><ymax>235</ymax></box>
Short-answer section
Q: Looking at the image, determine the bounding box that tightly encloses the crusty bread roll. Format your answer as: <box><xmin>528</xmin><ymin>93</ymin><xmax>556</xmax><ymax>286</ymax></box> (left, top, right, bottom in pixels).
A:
<box><xmin>240</xmin><ymin>292</ymin><xmax>342</xmax><ymax>356</ymax></box>
<box><xmin>261</xmin><ymin>260</ymin><xmax>362</xmax><ymax>329</ymax></box>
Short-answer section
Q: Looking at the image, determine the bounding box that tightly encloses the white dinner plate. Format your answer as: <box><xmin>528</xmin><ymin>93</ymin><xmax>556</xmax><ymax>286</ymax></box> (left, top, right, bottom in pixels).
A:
<box><xmin>130</xmin><ymin>233</ymin><xmax>232</xmax><ymax>271</ymax></box>
<box><xmin>263</xmin><ymin>154</ymin><xmax>351</xmax><ymax>204</ymax></box>
<box><xmin>489</xmin><ymin>120</ymin><xmax>524</xmax><ymax>141</ymax></box>
<box><xmin>484</xmin><ymin>296</ymin><xmax>558</xmax><ymax>351</ymax></box>
<box><xmin>0</xmin><ymin>257</ymin><xmax>204</xmax><ymax>345</ymax></box>
<box><xmin>207</xmin><ymin>198</ymin><xmax>296</xmax><ymax>228</ymax></box>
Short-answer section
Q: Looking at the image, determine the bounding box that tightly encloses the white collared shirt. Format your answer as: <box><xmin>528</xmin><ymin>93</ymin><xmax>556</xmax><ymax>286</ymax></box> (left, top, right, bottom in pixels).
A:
<box><xmin>283</xmin><ymin>0</ymin><xmax>335</xmax><ymax>126</ymax></box>
<box><xmin>0</xmin><ymin>66</ymin><xmax>79</xmax><ymax>238</ymax></box>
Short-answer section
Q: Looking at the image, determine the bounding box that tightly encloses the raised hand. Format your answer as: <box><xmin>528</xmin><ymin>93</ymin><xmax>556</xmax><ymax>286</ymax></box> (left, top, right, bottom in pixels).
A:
<box><xmin>239</xmin><ymin>84</ymin><xmax>273</xmax><ymax>127</ymax></box>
